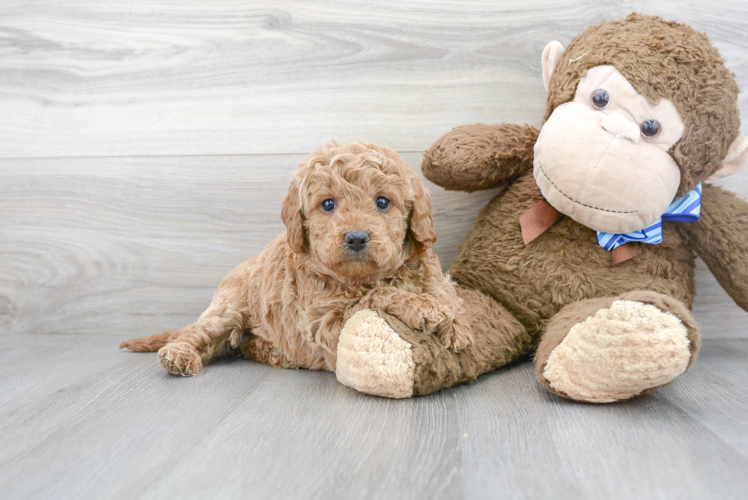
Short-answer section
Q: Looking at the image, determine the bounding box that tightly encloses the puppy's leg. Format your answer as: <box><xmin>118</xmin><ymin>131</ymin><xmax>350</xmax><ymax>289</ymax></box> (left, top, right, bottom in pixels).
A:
<box><xmin>305</xmin><ymin>300</ymin><xmax>351</xmax><ymax>355</ymax></box>
<box><xmin>240</xmin><ymin>335</ymin><xmax>304</xmax><ymax>369</ymax></box>
<box><xmin>158</xmin><ymin>292</ymin><xmax>247</xmax><ymax>377</ymax></box>
<box><xmin>363</xmin><ymin>287</ymin><xmax>473</xmax><ymax>351</ymax></box>
<box><xmin>368</xmin><ymin>289</ymin><xmax>445</xmax><ymax>332</ymax></box>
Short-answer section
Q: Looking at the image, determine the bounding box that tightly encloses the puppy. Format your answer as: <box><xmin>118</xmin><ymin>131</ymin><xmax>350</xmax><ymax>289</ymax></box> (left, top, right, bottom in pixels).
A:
<box><xmin>120</xmin><ymin>141</ymin><xmax>472</xmax><ymax>376</ymax></box>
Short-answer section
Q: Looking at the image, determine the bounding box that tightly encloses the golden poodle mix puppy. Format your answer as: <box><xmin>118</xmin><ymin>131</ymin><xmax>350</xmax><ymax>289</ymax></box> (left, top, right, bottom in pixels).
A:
<box><xmin>121</xmin><ymin>141</ymin><xmax>490</xmax><ymax>396</ymax></box>
<box><xmin>122</xmin><ymin>141</ymin><xmax>529</xmax><ymax>397</ymax></box>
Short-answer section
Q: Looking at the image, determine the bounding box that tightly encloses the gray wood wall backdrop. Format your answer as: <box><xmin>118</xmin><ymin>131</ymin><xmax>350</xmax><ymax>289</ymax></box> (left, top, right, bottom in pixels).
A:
<box><xmin>1</xmin><ymin>0</ymin><xmax>747</xmax><ymax>339</ymax></box>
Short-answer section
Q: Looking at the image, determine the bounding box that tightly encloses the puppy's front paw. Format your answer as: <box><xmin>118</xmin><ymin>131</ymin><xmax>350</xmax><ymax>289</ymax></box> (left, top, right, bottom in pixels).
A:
<box><xmin>158</xmin><ymin>342</ymin><xmax>203</xmax><ymax>376</ymax></box>
<box><xmin>438</xmin><ymin>318</ymin><xmax>473</xmax><ymax>352</ymax></box>
<box><xmin>390</xmin><ymin>294</ymin><xmax>445</xmax><ymax>333</ymax></box>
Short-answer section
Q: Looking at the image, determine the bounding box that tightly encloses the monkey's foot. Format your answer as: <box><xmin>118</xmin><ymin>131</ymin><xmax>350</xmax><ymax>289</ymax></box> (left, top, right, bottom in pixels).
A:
<box><xmin>336</xmin><ymin>310</ymin><xmax>416</xmax><ymax>399</ymax></box>
<box><xmin>542</xmin><ymin>300</ymin><xmax>692</xmax><ymax>403</ymax></box>
<box><xmin>158</xmin><ymin>342</ymin><xmax>203</xmax><ymax>377</ymax></box>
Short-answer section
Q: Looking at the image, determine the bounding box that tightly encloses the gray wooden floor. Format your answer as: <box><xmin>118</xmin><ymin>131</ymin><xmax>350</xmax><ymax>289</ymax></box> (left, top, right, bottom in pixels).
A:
<box><xmin>2</xmin><ymin>1</ymin><xmax>748</xmax><ymax>499</ymax></box>
<box><xmin>0</xmin><ymin>336</ymin><xmax>747</xmax><ymax>499</ymax></box>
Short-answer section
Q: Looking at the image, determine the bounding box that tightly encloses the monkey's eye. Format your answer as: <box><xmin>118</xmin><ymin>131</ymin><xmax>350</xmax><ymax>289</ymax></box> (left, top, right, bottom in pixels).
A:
<box><xmin>591</xmin><ymin>89</ymin><xmax>610</xmax><ymax>109</ymax></box>
<box><xmin>321</xmin><ymin>199</ymin><xmax>336</xmax><ymax>213</ymax></box>
<box><xmin>640</xmin><ymin>120</ymin><xmax>661</xmax><ymax>138</ymax></box>
<box><xmin>376</xmin><ymin>196</ymin><xmax>390</xmax><ymax>211</ymax></box>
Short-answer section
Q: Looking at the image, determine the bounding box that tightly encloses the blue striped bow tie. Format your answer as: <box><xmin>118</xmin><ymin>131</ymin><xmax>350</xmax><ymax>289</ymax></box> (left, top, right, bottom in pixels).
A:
<box><xmin>597</xmin><ymin>183</ymin><xmax>702</xmax><ymax>251</ymax></box>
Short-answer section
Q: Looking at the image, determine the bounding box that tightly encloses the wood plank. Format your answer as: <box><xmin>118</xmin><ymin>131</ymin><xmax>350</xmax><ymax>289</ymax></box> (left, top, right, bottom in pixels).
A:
<box><xmin>654</xmin><ymin>339</ymin><xmax>748</xmax><ymax>460</ymax></box>
<box><xmin>0</xmin><ymin>335</ymin><xmax>151</xmax><ymax>415</ymax></box>
<box><xmin>453</xmin><ymin>357</ymin><xmax>748</xmax><ymax>500</ymax></box>
<box><xmin>0</xmin><ymin>0</ymin><xmax>746</xmax><ymax>158</ymax></box>
<box><xmin>0</xmin><ymin>335</ymin><xmax>746</xmax><ymax>499</ymax></box>
<box><xmin>140</xmin><ymin>369</ymin><xmax>465</xmax><ymax>500</ymax></box>
<box><xmin>0</xmin><ymin>340</ymin><xmax>273</xmax><ymax>498</ymax></box>
<box><xmin>1</xmin><ymin>154</ymin><xmax>746</xmax><ymax>339</ymax></box>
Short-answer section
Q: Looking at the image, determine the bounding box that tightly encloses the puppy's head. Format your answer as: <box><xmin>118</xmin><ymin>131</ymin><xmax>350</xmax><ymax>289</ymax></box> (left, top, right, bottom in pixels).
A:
<box><xmin>281</xmin><ymin>141</ymin><xmax>436</xmax><ymax>281</ymax></box>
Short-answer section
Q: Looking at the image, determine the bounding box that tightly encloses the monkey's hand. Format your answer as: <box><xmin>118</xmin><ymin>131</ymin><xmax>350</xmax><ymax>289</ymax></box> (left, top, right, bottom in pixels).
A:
<box><xmin>421</xmin><ymin>123</ymin><xmax>539</xmax><ymax>192</ymax></box>
<box><xmin>683</xmin><ymin>183</ymin><xmax>748</xmax><ymax>311</ymax></box>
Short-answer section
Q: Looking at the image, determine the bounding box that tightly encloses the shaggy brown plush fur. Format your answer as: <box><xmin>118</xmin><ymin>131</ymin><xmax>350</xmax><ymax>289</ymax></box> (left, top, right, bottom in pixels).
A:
<box><xmin>422</xmin><ymin>124</ymin><xmax>540</xmax><ymax>192</ymax></box>
<box><xmin>449</xmin><ymin>172</ymin><xmax>698</xmax><ymax>337</ymax></box>
<box><xmin>422</xmin><ymin>14</ymin><xmax>748</xmax><ymax>402</ymax></box>
<box><xmin>121</xmin><ymin>141</ymin><xmax>473</xmax><ymax>376</ymax></box>
<box><xmin>683</xmin><ymin>184</ymin><xmax>748</xmax><ymax>311</ymax></box>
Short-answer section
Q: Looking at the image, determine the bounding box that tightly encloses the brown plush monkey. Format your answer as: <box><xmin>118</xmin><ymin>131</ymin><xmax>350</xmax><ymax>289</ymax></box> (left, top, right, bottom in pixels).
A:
<box><xmin>413</xmin><ymin>14</ymin><xmax>748</xmax><ymax>403</ymax></box>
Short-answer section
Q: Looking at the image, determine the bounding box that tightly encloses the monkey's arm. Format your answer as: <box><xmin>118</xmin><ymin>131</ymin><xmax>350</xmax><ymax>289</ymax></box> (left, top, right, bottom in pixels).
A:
<box><xmin>682</xmin><ymin>183</ymin><xmax>748</xmax><ymax>311</ymax></box>
<box><xmin>422</xmin><ymin>123</ymin><xmax>539</xmax><ymax>192</ymax></box>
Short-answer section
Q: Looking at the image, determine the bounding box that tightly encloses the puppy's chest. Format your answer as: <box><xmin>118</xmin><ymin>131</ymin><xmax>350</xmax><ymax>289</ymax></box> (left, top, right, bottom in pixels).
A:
<box><xmin>297</xmin><ymin>277</ymin><xmax>422</xmax><ymax>320</ymax></box>
<box><xmin>294</xmin><ymin>284</ymin><xmax>368</xmax><ymax>325</ymax></box>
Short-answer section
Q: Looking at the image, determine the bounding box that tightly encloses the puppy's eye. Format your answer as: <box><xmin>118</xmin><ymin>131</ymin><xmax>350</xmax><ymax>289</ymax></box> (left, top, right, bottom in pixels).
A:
<box><xmin>321</xmin><ymin>199</ymin><xmax>336</xmax><ymax>213</ymax></box>
<box><xmin>640</xmin><ymin>119</ymin><xmax>661</xmax><ymax>138</ymax></box>
<box><xmin>591</xmin><ymin>89</ymin><xmax>610</xmax><ymax>109</ymax></box>
<box><xmin>376</xmin><ymin>196</ymin><xmax>390</xmax><ymax>211</ymax></box>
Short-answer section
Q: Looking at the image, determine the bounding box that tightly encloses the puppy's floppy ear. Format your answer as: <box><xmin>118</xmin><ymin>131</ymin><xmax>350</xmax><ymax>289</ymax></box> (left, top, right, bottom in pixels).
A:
<box><xmin>281</xmin><ymin>174</ymin><xmax>307</xmax><ymax>253</ymax></box>
<box><xmin>408</xmin><ymin>173</ymin><xmax>437</xmax><ymax>250</ymax></box>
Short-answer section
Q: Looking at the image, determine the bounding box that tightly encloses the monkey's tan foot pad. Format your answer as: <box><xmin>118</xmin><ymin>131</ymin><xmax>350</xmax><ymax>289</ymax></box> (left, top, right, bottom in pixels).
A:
<box><xmin>336</xmin><ymin>309</ymin><xmax>416</xmax><ymax>399</ymax></box>
<box><xmin>543</xmin><ymin>300</ymin><xmax>691</xmax><ymax>403</ymax></box>
<box><xmin>158</xmin><ymin>342</ymin><xmax>203</xmax><ymax>377</ymax></box>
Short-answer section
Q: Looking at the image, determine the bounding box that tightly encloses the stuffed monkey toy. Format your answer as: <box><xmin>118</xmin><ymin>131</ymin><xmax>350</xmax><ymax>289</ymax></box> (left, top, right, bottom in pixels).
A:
<box><xmin>402</xmin><ymin>13</ymin><xmax>748</xmax><ymax>402</ymax></box>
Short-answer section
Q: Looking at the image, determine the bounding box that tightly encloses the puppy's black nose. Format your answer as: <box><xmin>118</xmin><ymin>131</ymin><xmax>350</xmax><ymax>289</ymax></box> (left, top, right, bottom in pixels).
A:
<box><xmin>344</xmin><ymin>231</ymin><xmax>370</xmax><ymax>252</ymax></box>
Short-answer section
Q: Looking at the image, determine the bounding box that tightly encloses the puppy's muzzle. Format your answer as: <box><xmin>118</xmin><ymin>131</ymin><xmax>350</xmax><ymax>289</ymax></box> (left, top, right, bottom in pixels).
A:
<box><xmin>344</xmin><ymin>231</ymin><xmax>370</xmax><ymax>253</ymax></box>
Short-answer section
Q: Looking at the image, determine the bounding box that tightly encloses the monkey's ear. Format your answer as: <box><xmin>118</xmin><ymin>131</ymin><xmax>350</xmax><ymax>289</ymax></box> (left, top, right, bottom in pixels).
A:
<box><xmin>542</xmin><ymin>41</ymin><xmax>566</xmax><ymax>91</ymax></box>
<box><xmin>709</xmin><ymin>136</ymin><xmax>748</xmax><ymax>181</ymax></box>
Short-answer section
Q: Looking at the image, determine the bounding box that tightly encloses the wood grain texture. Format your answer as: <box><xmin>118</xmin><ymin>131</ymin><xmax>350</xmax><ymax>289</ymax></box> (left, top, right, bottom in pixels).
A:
<box><xmin>0</xmin><ymin>335</ymin><xmax>746</xmax><ymax>500</ymax></box>
<box><xmin>453</xmin><ymin>340</ymin><xmax>748</xmax><ymax>500</ymax></box>
<box><xmin>0</xmin><ymin>0</ymin><xmax>746</xmax><ymax>158</ymax></box>
<box><xmin>1</xmin><ymin>154</ymin><xmax>746</xmax><ymax>339</ymax></box>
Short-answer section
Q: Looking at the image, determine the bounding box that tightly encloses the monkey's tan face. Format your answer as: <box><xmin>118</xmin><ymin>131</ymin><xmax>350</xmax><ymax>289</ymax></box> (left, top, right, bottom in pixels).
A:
<box><xmin>534</xmin><ymin>66</ymin><xmax>685</xmax><ymax>233</ymax></box>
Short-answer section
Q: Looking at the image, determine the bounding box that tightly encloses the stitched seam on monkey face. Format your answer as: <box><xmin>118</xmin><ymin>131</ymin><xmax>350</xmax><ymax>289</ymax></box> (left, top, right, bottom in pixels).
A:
<box><xmin>578</xmin><ymin>133</ymin><xmax>616</xmax><ymax>202</ymax></box>
<box><xmin>537</xmin><ymin>163</ymin><xmax>639</xmax><ymax>214</ymax></box>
